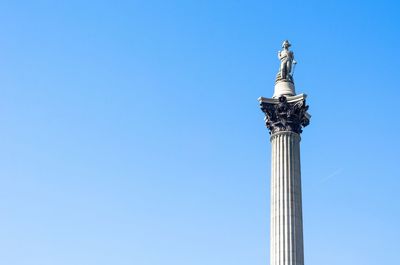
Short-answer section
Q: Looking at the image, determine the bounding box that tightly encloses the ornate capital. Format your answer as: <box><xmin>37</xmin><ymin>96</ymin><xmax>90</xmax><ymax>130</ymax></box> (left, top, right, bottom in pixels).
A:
<box><xmin>259</xmin><ymin>95</ymin><xmax>310</xmax><ymax>135</ymax></box>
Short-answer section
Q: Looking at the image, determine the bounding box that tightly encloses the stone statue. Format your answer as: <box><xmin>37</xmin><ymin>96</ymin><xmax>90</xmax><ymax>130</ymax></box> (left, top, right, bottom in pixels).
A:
<box><xmin>277</xmin><ymin>40</ymin><xmax>296</xmax><ymax>83</ymax></box>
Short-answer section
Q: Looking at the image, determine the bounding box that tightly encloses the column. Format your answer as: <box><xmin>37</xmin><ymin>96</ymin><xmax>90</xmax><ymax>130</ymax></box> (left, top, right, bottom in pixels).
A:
<box><xmin>270</xmin><ymin>131</ymin><xmax>303</xmax><ymax>265</ymax></box>
<box><xmin>259</xmin><ymin>94</ymin><xmax>310</xmax><ymax>265</ymax></box>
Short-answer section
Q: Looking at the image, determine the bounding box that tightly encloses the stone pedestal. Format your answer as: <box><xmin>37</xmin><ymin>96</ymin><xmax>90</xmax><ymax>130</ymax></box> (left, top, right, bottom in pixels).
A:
<box><xmin>259</xmin><ymin>94</ymin><xmax>310</xmax><ymax>265</ymax></box>
<box><xmin>273</xmin><ymin>81</ymin><xmax>295</xmax><ymax>98</ymax></box>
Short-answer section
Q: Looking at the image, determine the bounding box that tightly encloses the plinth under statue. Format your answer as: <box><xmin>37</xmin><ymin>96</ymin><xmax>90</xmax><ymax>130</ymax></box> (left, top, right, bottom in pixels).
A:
<box><xmin>258</xmin><ymin>40</ymin><xmax>311</xmax><ymax>265</ymax></box>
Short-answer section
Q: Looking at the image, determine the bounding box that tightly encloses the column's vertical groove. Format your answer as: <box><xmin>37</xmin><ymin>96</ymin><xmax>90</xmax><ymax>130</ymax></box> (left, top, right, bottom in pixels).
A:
<box><xmin>283</xmin><ymin>134</ymin><xmax>287</xmax><ymax>265</ymax></box>
<box><xmin>276</xmin><ymin>135</ymin><xmax>280</xmax><ymax>265</ymax></box>
<box><xmin>275</xmin><ymin>136</ymin><xmax>278</xmax><ymax>265</ymax></box>
<box><xmin>297</xmin><ymin>140</ymin><xmax>304</xmax><ymax>265</ymax></box>
<box><xmin>287</xmin><ymin>135</ymin><xmax>292</xmax><ymax>265</ymax></box>
<box><xmin>294</xmin><ymin>134</ymin><xmax>299</xmax><ymax>265</ymax></box>
<box><xmin>270</xmin><ymin>135</ymin><xmax>275</xmax><ymax>265</ymax></box>
<box><xmin>286</xmin><ymin>134</ymin><xmax>290</xmax><ymax>265</ymax></box>
<box><xmin>290</xmin><ymin>135</ymin><xmax>296</xmax><ymax>265</ymax></box>
<box><xmin>271</xmin><ymin>137</ymin><xmax>278</xmax><ymax>265</ymax></box>
<box><xmin>278</xmin><ymin>134</ymin><xmax>285</xmax><ymax>265</ymax></box>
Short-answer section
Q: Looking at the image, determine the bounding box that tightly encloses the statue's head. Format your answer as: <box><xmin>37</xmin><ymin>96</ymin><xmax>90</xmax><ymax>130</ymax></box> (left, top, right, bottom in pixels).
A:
<box><xmin>282</xmin><ymin>40</ymin><xmax>291</xmax><ymax>49</ymax></box>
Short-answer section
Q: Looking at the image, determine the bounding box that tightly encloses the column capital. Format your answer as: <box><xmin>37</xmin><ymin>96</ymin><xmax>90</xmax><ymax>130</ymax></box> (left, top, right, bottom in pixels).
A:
<box><xmin>258</xmin><ymin>94</ymin><xmax>311</xmax><ymax>135</ymax></box>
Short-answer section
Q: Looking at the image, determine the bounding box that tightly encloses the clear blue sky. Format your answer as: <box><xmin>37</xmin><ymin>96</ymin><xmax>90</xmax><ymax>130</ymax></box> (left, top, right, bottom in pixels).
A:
<box><xmin>0</xmin><ymin>1</ymin><xmax>399</xmax><ymax>264</ymax></box>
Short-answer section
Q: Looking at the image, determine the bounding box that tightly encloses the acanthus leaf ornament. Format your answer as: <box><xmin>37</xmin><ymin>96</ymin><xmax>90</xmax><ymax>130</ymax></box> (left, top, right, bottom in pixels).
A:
<box><xmin>260</xmin><ymin>96</ymin><xmax>310</xmax><ymax>135</ymax></box>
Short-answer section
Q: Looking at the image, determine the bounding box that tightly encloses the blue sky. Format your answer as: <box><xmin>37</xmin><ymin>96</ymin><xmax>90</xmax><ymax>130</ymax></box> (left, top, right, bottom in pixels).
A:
<box><xmin>0</xmin><ymin>1</ymin><xmax>399</xmax><ymax>264</ymax></box>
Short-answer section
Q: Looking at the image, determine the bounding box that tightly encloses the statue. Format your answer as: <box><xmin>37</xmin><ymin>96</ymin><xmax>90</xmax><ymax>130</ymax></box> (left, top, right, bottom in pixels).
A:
<box><xmin>277</xmin><ymin>40</ymin><xmax>297</xmax><ymax>83</ymax></box>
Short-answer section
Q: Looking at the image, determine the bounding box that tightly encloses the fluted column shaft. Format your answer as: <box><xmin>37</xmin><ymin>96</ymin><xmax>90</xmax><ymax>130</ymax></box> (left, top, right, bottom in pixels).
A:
<box><xmin>270</xmin><ymin>131</ymin><xmax>303</xmax><ymax>265</ymax></box>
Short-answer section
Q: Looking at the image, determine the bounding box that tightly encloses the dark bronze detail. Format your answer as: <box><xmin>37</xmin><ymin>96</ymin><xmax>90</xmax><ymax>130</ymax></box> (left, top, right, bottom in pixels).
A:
<box><xmin>260</xmin><ymin>96</ymin><xmax>310</xmax><ymax>135</ymax></box>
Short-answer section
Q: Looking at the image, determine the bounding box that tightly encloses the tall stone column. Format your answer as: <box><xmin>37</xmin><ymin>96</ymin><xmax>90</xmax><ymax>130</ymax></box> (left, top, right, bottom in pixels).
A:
<box><xmin>259</xmin><ymin>41</ymin><xmax>310</xmax><ymax>265</ymax></box>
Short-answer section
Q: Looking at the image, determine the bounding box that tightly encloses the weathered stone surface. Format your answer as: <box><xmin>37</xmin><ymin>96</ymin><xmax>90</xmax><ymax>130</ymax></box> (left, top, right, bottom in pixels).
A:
<box><xmin>270</xmin><ymin>131</ymin><xmax>304</xmax><ymax>265</ymax></box>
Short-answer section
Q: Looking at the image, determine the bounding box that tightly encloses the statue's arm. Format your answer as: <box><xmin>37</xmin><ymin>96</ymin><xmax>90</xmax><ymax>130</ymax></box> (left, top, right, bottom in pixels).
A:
<box><xmin>292</xmin><ymin>52</ymin><xmax>296</xmax><ymax>64</ymax></box>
